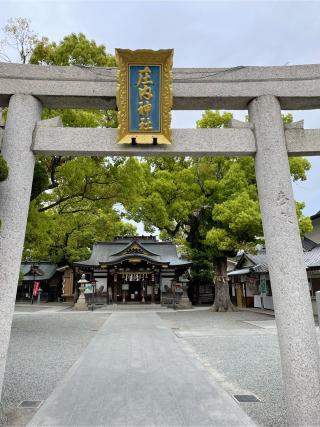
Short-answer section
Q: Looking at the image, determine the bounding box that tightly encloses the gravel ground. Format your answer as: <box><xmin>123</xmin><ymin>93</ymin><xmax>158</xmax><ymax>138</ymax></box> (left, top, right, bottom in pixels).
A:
<box><xmin>2</xmin><ymin>308</ymin><xmax>318</xmax><ymax>427</ymax></box>
<box><xmin>158</xmin><ymin>310</ymin><xmax>287</xmax><ymax>427</ymax></box>
<box><xmin>2</xmin><ymin>312</ymin><xmax>109</xmax><ymax>426</ymax></box>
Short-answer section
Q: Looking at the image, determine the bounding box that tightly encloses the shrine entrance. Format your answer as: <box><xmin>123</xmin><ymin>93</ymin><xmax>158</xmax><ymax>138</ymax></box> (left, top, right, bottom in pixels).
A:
<box><xmin>73</xmin><ymin>236</ymin><xmax>190</xmax><ymax>305</ymax></box>
<box><xmin>127</xmin><ymin>281</ymin><xmax>143</xmax><ymax>303</ymax></box>
<box><xmin>1</xmin><ymin>62</ymin><xmax>320</xmax><ymax>425</ymax></box>
<box><xmin>114</xmin><ymin>269</ymin><xmax>154</xmax><ymax>304</ymax></box>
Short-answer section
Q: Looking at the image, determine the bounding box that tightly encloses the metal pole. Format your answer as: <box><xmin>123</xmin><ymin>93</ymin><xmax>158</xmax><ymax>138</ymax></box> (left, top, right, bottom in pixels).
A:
<box><xmin>0</xmin><ymin>95</ymin><xmax>42</xmax><ymax>418</ymax></box>
<box><xmin>32</xmin><ymin>268</ymin><xmax>35</xmax><ymax>305</ymax></box>
<box><xmin>37</xmin><ymin>289</ymin><xmax>42</xmax><ymax>304</ymax></box>
<box><xmin>249</xmin><ymin>95</ymin><xmax>320</xmax><ymax>426</ymax></box>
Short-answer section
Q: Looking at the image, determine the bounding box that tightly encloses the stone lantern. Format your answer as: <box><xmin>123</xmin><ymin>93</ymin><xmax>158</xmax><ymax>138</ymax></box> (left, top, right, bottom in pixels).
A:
<box><xmin>176</xmin><ymin>277</ymin><xmax>192</xmax><ymax>309</ymax></box>
<box><xmin>74</xmin><ymin>274</ymin><xmax>89</xmax><ymax>311</ymax></box>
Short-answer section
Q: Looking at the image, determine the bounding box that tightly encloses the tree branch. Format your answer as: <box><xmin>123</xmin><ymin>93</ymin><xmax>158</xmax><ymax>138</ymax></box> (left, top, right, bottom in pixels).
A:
<box><xmin>38</xmin><ymin>194</ymin><xmax>83</xmax><ymax>212</ymax></box>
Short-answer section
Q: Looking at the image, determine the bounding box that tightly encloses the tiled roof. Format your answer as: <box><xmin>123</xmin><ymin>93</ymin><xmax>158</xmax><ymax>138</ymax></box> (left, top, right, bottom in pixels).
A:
<box><xmin>21</xmin><ymin>262</ymin><xmax>58</xmax><ymax>281</ymax></box>
<box><xmin>302</xmin><ymin>237</ymin><xmax>318</xmax><ymax>251</ymax></box>
<box><xmin>230</xmin><ymin>244</ymin><xmax>320</xmax><ymax>276</ymax></box>
<box><xmin>311</xmin><ymin>210</ymin><xmax>320</xmax><ymax>220</ymax></box>
<box><xmin>74</xmin><ymin>237</ymin><xmax>192</xmax><ymax>268</ymax></box>
<box><xmin>245</xmin><ymin>252</ymin><xmax>269</xmax><ymax>273</ymax></box>
<box><xmin>304</xmin><ymin>245</ymin><xmax>320</xmax><ymax>268</ymax></box>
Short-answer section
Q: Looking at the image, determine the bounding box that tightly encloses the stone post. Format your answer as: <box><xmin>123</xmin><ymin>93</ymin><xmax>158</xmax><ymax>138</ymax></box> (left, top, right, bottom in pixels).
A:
<box><xmin>176</xmin><ymin>281</ymin><xmax>192</xmax><ymax>309</ymax></box>
<box><xmin>73</xmin><ymin>284</ymin><xmax>88</xmax><ymax>311</ymax></box>
<box><xmin>113</xmin><ymin>273</ymin><xmax>118</xmax><ymax>304</ymax></box>
<box><xmin>0</xmin><ymin>95</ymin><xmax>42</xmax><ymax>418</ymax></box>
<box><xmin>151</xmin><ymin>282</ymin><xmax>155</xmax><ymax>304</ymax></box>
<box><xmin>249</xmin><ymin>95</ymin><xmax>320</xmax><ymax>426</ymax></box>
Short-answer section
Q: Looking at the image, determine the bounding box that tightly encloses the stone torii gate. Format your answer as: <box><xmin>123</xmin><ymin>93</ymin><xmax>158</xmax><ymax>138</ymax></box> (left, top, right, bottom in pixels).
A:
<box><xmin>1</xmin><ymin>63</ymin><xmax>320</xmax><ymax>425</ymax></box>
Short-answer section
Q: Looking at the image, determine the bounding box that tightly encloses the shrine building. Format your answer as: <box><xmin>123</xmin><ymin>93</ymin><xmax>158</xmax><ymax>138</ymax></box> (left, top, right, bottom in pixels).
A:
<box><xmin>73</xmin><ymin>236</ymin><xmax>192</xmax><ymax>304</ymax></box>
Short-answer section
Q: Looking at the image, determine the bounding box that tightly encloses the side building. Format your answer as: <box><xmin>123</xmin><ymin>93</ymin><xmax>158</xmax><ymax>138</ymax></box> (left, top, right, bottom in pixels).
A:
<box><xmin>228</xmin><ymin>242</ymin><xmax>320</xmax><ymax>312</ymax></box>
<box><xmin>73</xmin><ymin>236</ymin><xmax>192</xmax><ymax>304</ymax></box>
<box><xmin>228</xmin><ymin>210</ymin><xmax>320</xmax><ymax>312</ymax></box>
<box><xmin>18</xmin><ymin>261</ymin><xmax>62</xmax><ymax>302</ymax></box>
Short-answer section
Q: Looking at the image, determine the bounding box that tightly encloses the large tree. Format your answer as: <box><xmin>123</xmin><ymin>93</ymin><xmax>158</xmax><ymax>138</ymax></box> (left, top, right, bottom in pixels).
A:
<box><xmin>29</xmin><ymin>30</ymin><xmax>117</xmax><ymax>202</ymax></box>
<box><xmin>197</xmin><ymin>111</ymin><xmax>312</xmax><ymax>310</ymax></box>
<box><xmin>25</xmin><ymin>155</ymin><xmax>144</xmax><ymax>263</ymax></box>
<box><xmin>125</xmin><ymin>111</ymin><xmax>312</xmax><ymax>311</ymax></box>
<box><xmin>24</xmin><ymin>32</ymin><xmax>143</xmax><ymax>264</ymax></box>
<box><xmin>1</xmin><ymin>19</ymin><xmax>142</xmax><ymax>263</ymax></box>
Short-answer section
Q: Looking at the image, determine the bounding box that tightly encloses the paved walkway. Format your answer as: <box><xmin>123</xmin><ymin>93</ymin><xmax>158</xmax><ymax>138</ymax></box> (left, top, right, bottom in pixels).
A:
<box><xmin>27</xmin><ymin>312</ymin><xmax>255</xmax><ymax>427</ymax></box>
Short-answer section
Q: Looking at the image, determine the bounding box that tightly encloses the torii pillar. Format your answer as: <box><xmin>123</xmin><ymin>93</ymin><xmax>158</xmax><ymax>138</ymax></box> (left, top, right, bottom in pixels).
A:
<box><xmin>249</xmin><ymin>95</ymin><xmax>320</xmax><ymax>426</ymax></box>
<box><xmin>0</xmin><ymin>94</ymin><xmax>42</xmax><ymax>421</ymax></box>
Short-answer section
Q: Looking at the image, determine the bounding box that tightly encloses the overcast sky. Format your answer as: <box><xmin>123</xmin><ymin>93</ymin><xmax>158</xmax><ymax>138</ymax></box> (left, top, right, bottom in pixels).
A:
<box><xmin>1</xmin><ymin>0</ymin><xmax>319</xmax><ymax>218</ymax></box>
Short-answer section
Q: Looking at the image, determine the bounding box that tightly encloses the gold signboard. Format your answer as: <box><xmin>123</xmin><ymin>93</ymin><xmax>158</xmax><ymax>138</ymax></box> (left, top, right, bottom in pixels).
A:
<box><xmin>116</xmin><ymin>49</ymin><xmax>173</xmax><ymax>144</ymax></box>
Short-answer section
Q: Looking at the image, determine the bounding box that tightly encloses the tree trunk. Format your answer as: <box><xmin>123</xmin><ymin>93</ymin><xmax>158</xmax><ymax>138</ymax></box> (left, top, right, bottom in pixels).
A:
<box><xmin>210</xmin><ymin>256</ymin><xmax>237</xmax><ymax>312</ymax></box>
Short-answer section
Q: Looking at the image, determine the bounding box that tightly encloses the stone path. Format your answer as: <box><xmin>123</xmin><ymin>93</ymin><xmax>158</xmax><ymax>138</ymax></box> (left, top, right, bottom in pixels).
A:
<box><xmin>27</xmin><ymin>312</ymin><xmax>255</xmax><ymax>427</ymax></box>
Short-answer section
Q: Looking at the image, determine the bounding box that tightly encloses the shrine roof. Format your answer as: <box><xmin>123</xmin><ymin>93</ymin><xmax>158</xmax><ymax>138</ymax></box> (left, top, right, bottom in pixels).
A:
<box><xmin>302</xmin><ymin>237</ymin><xmax>318</xmax><ymax>252</ymax></box>
<box><xmin>74</xmin><ymin>236</ymin><xmax>192</xmax><ymax>268</ymax></box>
<box><xmin>20</xmin><ymin>261</ymin><xmax>58</xmax><ymax>281</ymax></box>
<box><xmin>304</xmin><ymin>244</ymin><xmax>320</xmax><ymax>268</ymax></box>
<box><xmin>230</xmin><ymin>242</ymin><xmax>320</xmax><ymax>276</ymax></box>
<box><xmin>311</xmin><ymin>210</ymin><xmax>320</xmax><ymax>220</ymax></box>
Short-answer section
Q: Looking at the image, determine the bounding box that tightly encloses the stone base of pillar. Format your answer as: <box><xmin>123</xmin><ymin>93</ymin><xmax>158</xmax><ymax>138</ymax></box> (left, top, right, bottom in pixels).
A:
<box><xmin>176</xmin><ymin>297</ymin><xmax>192</xmax><ymax>309</ymax></box>
<box><xmin>73</xmin><ymin>296</ymin><xmax>88</xmax><ymax>311</ymax></box>
<box><xmin>0</xmin><ymin>402</ymin><xmax>7</xmax><ymax>425</ymax></box>
<box><xmin>176</xmin><ymin>284</ymin><xmax>192</xmax><ymax>309</ymax></box>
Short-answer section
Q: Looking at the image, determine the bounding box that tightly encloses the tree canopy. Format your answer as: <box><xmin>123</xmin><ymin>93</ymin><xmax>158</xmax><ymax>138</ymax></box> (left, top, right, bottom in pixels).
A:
<box><xmin>5</xmin><ymin>26</ymin><xmax>141</xmax><ymax>264</ymax></box>
<box><xmin>124</xmin><ymin>110</ymin><xmax>312</xmax><ymax>310</ymax></box>
<box><xmin>30</xmin><ymin>32</ymin><xmax>115</xmax><ymax>66</ymax></box>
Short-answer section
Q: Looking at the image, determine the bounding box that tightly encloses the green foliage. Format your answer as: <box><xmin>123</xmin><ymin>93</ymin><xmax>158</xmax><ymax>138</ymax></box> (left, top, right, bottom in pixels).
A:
<box><xmin>281</xmin><ymin>113</ymin><xmax>311</xmax><ymax>181</ymax></box>
<box><xmin>31</xmin><ymin>161</ymin><xmax>49</xmax><ymax>200</ymax></box>
<box><xmin>42</xmin><ymin>108</ymin><xmax>117</xmax><ymax>129</ymax></box>
<box><xmin>191</xmin><ymin>155</ymin><xmax>262</xmax><ymax>258</ymax></box>
<box><xmin>0</xmin><ymin>154</ymin><xmax>8</xmax><ymax>181</ymax></box>
<box><xmin>24</xmin><ymin>202</ymin><xmax>137</xmax><ymax>264</ymax></box>
<box><xmin>27</xmin><ymin>156</ymin><xmax>144</xmax><ymax>263</ymax></box>
<box><xmin>289</xmin><ymin>157</ymin><xmax>311</xmax><ymax>181</ymax></box>
<box><xmin>296</xmin><ymin>201</ymin><xmax>313</xmax><ymax>236</ymax></box>
<box><xmin>281</xmin><ymin>113</ymin><xmax>293</xmax><ymax>124</ymax></box>
<box><xmin>127</xmin><ymin>157</ymin><xmax>202</xmax><ymax>236</ymax></box>
<box><xmin>21</xmin><ymin>30</ymin><xmax>138</xmax><ymax>263</ymax></box>
<box><xmin>31</xmin><ymin>32</ymin><xmax>118</xmax><ymax>133</ymax></box>
<box><xmin>30</xmin><ymin>32</ymin><xmax>115</xmax><ymax>66</ymax></box>
<box><xmin>0</xmin><ymin>153</ymin><xmax>9</xmax><ymax>229</ymax></box>
<box><xmin>125</xmin><ymin>110</ymin><xmax>312</xmax><ymax>295</ymax></box>
<box><xmin>196</xmin><ymin>110</ymin><xmax>233</xmax><ymax>128</ymax></box>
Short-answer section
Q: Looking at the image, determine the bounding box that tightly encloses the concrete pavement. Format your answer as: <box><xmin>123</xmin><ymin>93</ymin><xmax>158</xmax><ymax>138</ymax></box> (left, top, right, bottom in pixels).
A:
<box><xmin>27</xmin><ymin>312</ymin><xmax>255</xmax><ymax>427</ymax></box>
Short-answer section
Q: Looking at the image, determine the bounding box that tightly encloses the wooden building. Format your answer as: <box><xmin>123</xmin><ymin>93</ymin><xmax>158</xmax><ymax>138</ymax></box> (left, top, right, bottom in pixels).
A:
<box><xmin>228</xmin><ymin>242</ymin><xmax>320</xmax><ymax>312</ymax></box>
<box><xmin>73</xmin><ymin>236</ymin><xmax>192</xmax><ymax>304</ymax></box>
<box><xmin>57</xmin><ymin>265</ymin><xmax>75</xmax><ymax>302</ymax></box>
<box><xmin>19</xmin><ymin>261</ymin><xmax>61</xmax><ymax>302</ymax></box>
<box><xmin>228</xmin><ymin>211</ymin><xmax>320</xmax><ymax>311</ymax></box>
